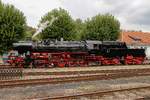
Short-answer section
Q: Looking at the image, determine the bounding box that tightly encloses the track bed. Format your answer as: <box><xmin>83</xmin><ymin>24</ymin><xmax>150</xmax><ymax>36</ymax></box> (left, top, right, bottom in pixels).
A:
<box><xmin>1</xmin><ymin>76</ymin><xmax>150</xmax><ymax>100</ymax></box>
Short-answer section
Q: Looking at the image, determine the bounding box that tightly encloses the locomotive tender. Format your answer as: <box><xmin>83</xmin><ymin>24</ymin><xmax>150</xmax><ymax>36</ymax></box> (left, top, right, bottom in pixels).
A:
<box><xmin>7</xmin><ymin>39</ymin><xmax>146</xmax><ymax>67</ymax></box>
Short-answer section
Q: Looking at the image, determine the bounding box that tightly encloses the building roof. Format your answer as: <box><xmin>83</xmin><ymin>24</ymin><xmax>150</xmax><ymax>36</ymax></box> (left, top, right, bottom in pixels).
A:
<box><xmin>119</xmin><ymin>31</ymin><xmax>150</xmax><ymax>45</ymax></box>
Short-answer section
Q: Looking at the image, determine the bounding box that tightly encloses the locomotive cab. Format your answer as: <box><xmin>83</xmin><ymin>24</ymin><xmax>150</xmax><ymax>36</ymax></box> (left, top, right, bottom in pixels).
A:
<box><xmin>13</xmin><ymin>41</ymin><xmax>33</xmax><ymax>54</ymax></box>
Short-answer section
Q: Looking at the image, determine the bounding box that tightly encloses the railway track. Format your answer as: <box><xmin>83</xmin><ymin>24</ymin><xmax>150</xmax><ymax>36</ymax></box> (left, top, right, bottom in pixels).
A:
<box><xmin>33</xmin><ymin>86</ymin><xmax>150</xmax><ymax>100</ymax></box>
<box><xmin>0</xmin><ymin>65</ymin><xmax>150</xmax><ymax>90</ymax></box>
<box><xmin>137</xmin><ymin>97</ymin><xmax>150</xmax><ymax>100</ymax></box>
<box><xmin>24</xmin><ymin>68</ymin><xmax>150</xmax><ymax>76</ymax></box>
<box><xmin>0</xmin><ymin>65</ymin><xmax>17</xmax><ymax>69</ymax></box>
<box><xmin>1</xmin><ymin>71</ymin><xmax>150</xmax><ymax>88</ymax></box>
<box><xmin>0</xmin><ymin>63</ymin><xmax>150</xmax><ymax>68</ymax></box>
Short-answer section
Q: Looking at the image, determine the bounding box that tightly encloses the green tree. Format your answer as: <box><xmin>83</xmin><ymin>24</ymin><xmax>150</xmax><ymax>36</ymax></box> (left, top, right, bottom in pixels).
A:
<box><xmin>0</xmin><ymin>1</ymin><xmax>26</xmax><ymax>54</ymax></box>
<box><xmin>24</xmin><ymin>26</ymin><xmax>36</xmax><ymax>39</ymax></box>
<box><xmin>83</xmin><ymin>14</ymin><xmax>120</xmax><ymax>41</ymax></box>
<box><xmin>74</xmin><ymin>18</ymin><xmax>85</xmax><ymax>40</ymax></box>
<box><xmin>40</xmin><ymin>8</ymin><xmax>76</xmax><ymax>40</ymax></box>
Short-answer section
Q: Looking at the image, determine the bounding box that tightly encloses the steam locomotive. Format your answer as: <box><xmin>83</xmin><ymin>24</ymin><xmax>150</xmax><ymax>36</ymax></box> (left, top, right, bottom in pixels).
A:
<box><xmin>7</xmin><ymin>39</ymin><xmax>146</xmax><ymax>67</ymax></box>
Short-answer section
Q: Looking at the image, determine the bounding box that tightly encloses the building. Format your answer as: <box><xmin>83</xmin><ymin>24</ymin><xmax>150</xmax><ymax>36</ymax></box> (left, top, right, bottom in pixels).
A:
<box><xmin>119</xmin><ymin>30</ymin><xmax>150</xmax><ymax>49</ymax></box>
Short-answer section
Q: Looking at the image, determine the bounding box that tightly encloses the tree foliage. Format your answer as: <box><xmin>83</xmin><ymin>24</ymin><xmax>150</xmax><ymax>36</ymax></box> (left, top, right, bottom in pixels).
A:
<box><xmin>83</xmin><ymin>14</ymin><xmax>120</xmax><ymax>41</ymax></box>
<box><xmin>74</xmin><ymin>18</ymin><xmax>85</xmax><ymax>40</ymax></box>
<box><xmin>24</xmin><ymin>26</ymin><xmax>36</xmax><ymax>39</ymax></box>
<box><xmin>0</xmin><ymin>1</ymin><xmax>26</xmax><ymax>54</ymax></box>
<box><xmin>40</xmin><ymin>8</ymin><xmax>76</xmax><ymax>40</ymax></box>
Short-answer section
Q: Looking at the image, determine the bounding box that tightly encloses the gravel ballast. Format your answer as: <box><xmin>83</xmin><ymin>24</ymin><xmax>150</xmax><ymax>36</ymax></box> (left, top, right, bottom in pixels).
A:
<box><xmin>1</xmin><ymin>76</ymin><xmax>150</xmax><ymax>100</ymax></box>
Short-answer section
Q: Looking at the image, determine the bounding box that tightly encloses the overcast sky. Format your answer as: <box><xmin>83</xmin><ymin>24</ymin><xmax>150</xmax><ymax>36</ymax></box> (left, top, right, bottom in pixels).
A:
<box><xmin>2</xmin><ymin>0</ymin><xmax>150</xmax><ymax>32</ymax></box>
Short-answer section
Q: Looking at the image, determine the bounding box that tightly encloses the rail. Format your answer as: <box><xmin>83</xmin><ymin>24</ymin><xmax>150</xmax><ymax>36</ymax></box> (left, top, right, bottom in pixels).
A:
<box><xmin>1</xmin><ymin>72</ymin><xmax>150</xmax><ymax>88</ymax></box>
<box><xmin>34</xmin><ymin>86</ymin><xmax>150</xmax><ymax>100</ymax></box>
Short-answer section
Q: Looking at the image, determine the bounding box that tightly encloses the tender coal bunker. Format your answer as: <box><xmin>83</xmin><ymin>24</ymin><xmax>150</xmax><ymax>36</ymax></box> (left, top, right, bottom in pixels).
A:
<box><xmin>126</xmin><ymin>49</ymin><xmax>145</xmax><ymax>57</ymax></box>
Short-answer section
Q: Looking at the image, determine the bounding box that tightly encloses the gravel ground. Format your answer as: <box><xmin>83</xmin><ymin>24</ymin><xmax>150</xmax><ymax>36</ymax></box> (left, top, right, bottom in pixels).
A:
<box><xmin>78</xmin><ymin>88</ymin><xmax>150</xmax><ymax>100</ymax></box>
<box><xmin>23</xmin><ymin>65</ymin><xmax>150</xmax><ymax>73</ymax></box>
<box><xmin>1</xmin><ymin>76</ymin><xmax>150</xmax><ymax>100</ymax></box>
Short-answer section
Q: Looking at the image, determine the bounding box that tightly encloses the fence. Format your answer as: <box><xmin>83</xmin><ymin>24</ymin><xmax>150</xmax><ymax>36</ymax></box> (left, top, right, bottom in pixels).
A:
<box><xmin>0</xmin><ymin>68</ymin><xmax>23</xmax><ymax>80</ymax></box>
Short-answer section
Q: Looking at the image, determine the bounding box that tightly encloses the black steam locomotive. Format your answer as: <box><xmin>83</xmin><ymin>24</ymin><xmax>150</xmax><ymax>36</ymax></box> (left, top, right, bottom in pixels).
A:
<box><xmin>7</xmin><ymin>39</ymin><xmax>145</xmax><ymax>67</ymax></box>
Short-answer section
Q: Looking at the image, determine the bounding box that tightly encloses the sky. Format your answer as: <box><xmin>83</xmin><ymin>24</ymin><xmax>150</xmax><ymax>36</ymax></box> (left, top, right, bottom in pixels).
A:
<box><xmin>2</xmin><ymin>0</ymin><xmax>150</xmax><ymax>32</ymax></box>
